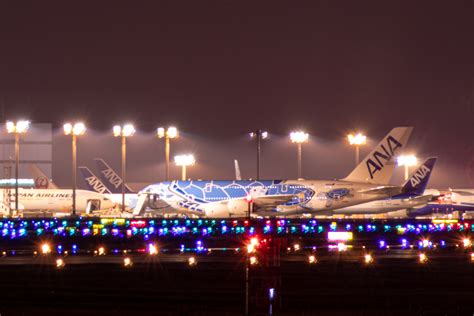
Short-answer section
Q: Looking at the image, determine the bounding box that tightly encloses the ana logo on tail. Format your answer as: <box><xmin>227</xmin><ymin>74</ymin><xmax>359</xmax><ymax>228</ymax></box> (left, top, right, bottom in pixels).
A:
<box><xmin>85</xmin><ymin>176</ymin><xmax>109</xmax><ymax>194</ymax></box>
<box><xmin>410</xmin><ymin>165</ymin><xmax>431</xmax><ymax>187</ymax></box>
<box><xmin>79</xmin><ymin>166</ymin><xmax>112</xmax><ymax>194</ymax></box>
<box><xmin>366</xmin><ymin>136</ymin><xmax>402</xmax><ymax>179</ymax></box>
<box><xmin>101</xmin><ymin>168</ymin><xmax>122</xmax><ymax>189</ymax></box>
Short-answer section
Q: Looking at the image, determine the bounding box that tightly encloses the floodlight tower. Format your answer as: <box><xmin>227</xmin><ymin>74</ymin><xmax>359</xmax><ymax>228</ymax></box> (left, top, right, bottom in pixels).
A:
<box><xmin>397</xmin><ymin>155</ymin><xmax>418</xmax><ymax>181</ymax></box>
<box><xmin>174</xmin><ymin>154</ymin><xmax>195</xmax><ymax>180</ymax></box>
<box><xmin>249</xmin><ymin>129</ymin><xmax>268</xmax><ymax>180</ymax></box>
<box><xmin>157</xmin><ymin>127</ymin><xmax>178</xmax><ymax>181</ymax></box>
<box><xmin>290</xmin><ymin>131</ymin><xmax>309</xmax><ymax>179</ymax></box>
<box><xmin>347</xmin><ymin>133</ymin><xmax>367</xmax><ymax>166</ymax></box>
<box><xmin>6</xmin><ymin>120</ymin><xmax>30</xmax><ymax>216</ymax></box>
<box><xmin>63</xmin><ymin>122</ymin><xmax>86</xmax><ymax>216</ymax></box>
<box><xmin>113</xmin><ymin>124</ymin><xmax>135</xmax><ymax>213</ymax></box>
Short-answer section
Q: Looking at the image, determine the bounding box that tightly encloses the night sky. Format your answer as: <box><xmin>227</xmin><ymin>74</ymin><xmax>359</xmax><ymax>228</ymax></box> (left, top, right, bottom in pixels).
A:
<box><xmin>0</xmin><ymin>1</ymin><xmax>473</xmax><ymax>187</ymax></box>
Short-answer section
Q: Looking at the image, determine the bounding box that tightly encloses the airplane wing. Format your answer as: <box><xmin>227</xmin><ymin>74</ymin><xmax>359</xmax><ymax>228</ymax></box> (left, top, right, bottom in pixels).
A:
<box><xmin>411</xmin><ymin>194</ymin><xmax>434</xmax><ymax>203</ymax></box>
<box><xmin>252</xmin><ymin>195</ymin><xmax>295</xmax><ymax>210</ymax></box>
<box><xmin>357</xmin><ymin>186</ymin><xmax>403</xmax><ymax>196</ymax></box>
<box><xmin>449</xmin><ymin>190</ymin><xmax>474</xmax><ymax>196</ymax></box>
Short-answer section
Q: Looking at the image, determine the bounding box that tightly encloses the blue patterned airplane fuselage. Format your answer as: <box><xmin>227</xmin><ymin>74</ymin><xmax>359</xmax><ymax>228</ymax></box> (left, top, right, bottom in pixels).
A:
<box><xmin>141</xmin><ymin>180</ymin><xmax>396</xmax><ymax>217</ymax></box>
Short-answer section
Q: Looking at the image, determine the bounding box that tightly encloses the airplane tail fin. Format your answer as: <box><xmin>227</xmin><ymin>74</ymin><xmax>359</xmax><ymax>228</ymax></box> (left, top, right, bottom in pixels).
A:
<box><xmin>27</xmin><ymin>164</ymin><xmax>59</xmax><ymax>189</ymax></box>
<box><xmin>234</xmin><ymin>159</ymin><xmax>242</xmax><ymax>180</ymax></box>
<box><xmin>79</xmin><ymin>166</ymin><xmax>112</xmax><ymax>194</ymax></box>
<box><xmin>343</xmin><ymin>127</ymin><xmax>413</xmax><ymax>184</ymax></box>
<box><xmin>401</xmin><ymin>157</ymin><xmax>437</xmax><ymax>196</ymax></box>
<box><xmin>94</xmin><ymin>158</ymin><xmax>134</xmax><ymax>194</ymax></box>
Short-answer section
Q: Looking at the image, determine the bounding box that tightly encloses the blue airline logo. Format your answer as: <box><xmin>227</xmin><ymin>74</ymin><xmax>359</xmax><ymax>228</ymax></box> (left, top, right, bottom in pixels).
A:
<box><xmin>85</xmin><ymin>176</ymin><xmax>109</xmax><ymax>194</ymax></box>
<box><xmin>326</xmin><ymin>188</ymin><xmax>350</xmax><ymax>200</ymax></box>
<box><xmin>101</xmin><ymin>168</ymin><xmax>122</xmax><ymax>189</ymax></box>
<box><xmin>410</xmin><ymin>165</ymin><xmax>431</xmax><ymax>187</ymax></box>
<box><xmin>366</xmin><ymin>135</ymin><xmax>402</xmax><ymax>179</ymax></box>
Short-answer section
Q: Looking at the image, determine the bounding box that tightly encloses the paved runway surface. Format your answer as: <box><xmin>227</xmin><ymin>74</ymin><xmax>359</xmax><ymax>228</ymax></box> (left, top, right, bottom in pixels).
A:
<box><xmin>0</xmin><ymin>251</ymin><xmax>472</xmax><ymax>315</ymax></box>
<box><xmin>0</xmin><ymin>217</ymin><xmax>472</xmax><ymax>315</ymax></box>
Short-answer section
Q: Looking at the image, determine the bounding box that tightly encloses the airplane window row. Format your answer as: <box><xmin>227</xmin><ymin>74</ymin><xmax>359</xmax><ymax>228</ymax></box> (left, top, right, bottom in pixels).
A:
<box><xmin>220</xmin><ymin>185</ymin><xmax>311</xmax><ymax>189</ymax></box>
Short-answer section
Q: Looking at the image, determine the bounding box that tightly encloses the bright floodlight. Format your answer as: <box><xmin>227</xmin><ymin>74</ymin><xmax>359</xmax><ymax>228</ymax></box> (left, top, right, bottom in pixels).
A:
<box><xmin>167</xmin><ymin>126</ymin><xmax>178</xmax><ymax>138</ymax></box>
<box><xmin>157</xmin><ymin>127</ymin><xmax>165</xmax><ymax>138</ymax></box>
<box><xmin>157</xmin><ymin>126</ymin><xmax>179</xmax><ymax>139</ymax></box>
<box><xmin>63</xmin><ymin>122</ymin><xmax>86</xmax><ymax>136</ymax></box>
<box><xmin>397</xmin><ymin>155</ymin><xmax>418</xmax><ymax>167</ymax></box>
<box><xmin>113</xmin><ymin>125</ymin><xmax>121</xmax><ymax>137</ymax></box>
<box><xmin>347</xmin><ymin>133</ymin><xmax>367</xmax><ymax>146</ymax></box>
<box><xmin>250</xmin><ymin>130</ymin><xmax>269</xmax><ymax>139</ymax></box>
<box><xmin>290</xmin><ymin>131</ymin><xmax>309</xmax><ymax>143</ymax></box>
<box><xmin>174</xmin><ymin>154</ymin><xmax>195</xmax><ymax>167</ymax></box>
<box><xmin>6</xmin><ymin>120</ymin><xmax>30</xmax><ymax>134</ymax></box>
<box><xmin>113</xmin><ymin>124</ymin><xmax>135</xmax><ymax>137</ymax></box>
<box><xmin>122</xmin><ymin>124</ymin><xmax>135</xmax><ymax>137</ymax></box>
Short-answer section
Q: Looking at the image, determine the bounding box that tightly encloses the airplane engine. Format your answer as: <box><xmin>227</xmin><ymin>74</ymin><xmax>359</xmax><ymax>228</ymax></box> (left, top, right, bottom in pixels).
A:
<box><xmin>203</xmin><ymin>200</ymin><xmax>248</xmax><ymax>218</ymax></box>
<box><xmin>202</xmin><ymin>204</ymin><xmax>230</xmax><ymax>218</ymax></box>
<box><xmin>227</xmin><ymin>199</ymin><xmax>249</xmax><ymax>217</ymax></box>
<box><xmin>386</xmin><ymin>209</ymin><xmax>409</xmax><ymax>218</ymax></box>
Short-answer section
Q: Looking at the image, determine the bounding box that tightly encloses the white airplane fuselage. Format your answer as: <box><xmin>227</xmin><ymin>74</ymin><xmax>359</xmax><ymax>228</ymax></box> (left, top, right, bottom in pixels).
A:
<box><xmin>3</xmin><ymin>189</ymin><xmax>115</xmax><ymax>214</ymax></box>
<box><xmin>105</xmin><ymin>193</ymin><xmax>137</xmax><ymax>209</ymax></box>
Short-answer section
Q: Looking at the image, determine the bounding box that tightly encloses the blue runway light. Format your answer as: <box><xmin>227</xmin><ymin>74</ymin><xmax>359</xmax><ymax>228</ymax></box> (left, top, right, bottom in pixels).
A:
<box><xmin>401</xmin><ymin>239</ymin><xmax>408</xmax><ymax>248</ymax></box>
<box><xmin>378</xmin><ymin>240</ymin><xmax>386</xmax><ymax>249</ymax></box>
<box><xmin>269</xmin><ymin>288</ymin><xmax>275</xmax><ymax>300</ymax></box>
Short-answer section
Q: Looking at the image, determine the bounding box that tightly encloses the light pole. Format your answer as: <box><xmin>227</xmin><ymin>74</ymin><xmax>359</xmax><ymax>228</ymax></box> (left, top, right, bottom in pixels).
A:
<box><xmin>174</xmin><ymin>154</ymin><xmax>195</xmax><ymax>180</ymax></box>
<box><xmin>245</xmin><ymin>193</ymin><xmax>253</xmax><ymax>316</ymax></box>
<box><xmin>347</xmin><ymin>133</ymin><xmax>367</xmax><ymax>166</ymax></box>
<box><xmin>249</xmin><ymin>129</ymin><xmax>268</xmax><ymax>180</ymax></box>
<box><xmin>397</xmin><ymin>155</ymin><xmax>418</xmax><ymax>181</ymax></box>
<box><xmin>6</xmin><ymin>120</ymin><xmax>30</xmax><ymax>217</ymax></box>
<box><xmin>290</xmin><ymin>131</ymin><xmax>309</xmax><ymax>179</ymax></box>
<box><xmin>113</xmin><ymin>124</ymin><xmax>135</xmax><ymax>213</ymax></box>
<box><xmin>157</xmin><ymin>126</ymin><xmax>179</xmax><ymax>181</ymax></box>
<box><xmin>63</xmin><ymin>122</ymin><xmax>86</xmax><ymax>216</ymax></box>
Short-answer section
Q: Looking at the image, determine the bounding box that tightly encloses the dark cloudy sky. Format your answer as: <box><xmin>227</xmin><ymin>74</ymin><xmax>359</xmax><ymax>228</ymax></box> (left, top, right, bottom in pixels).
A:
<box><xmin>0</xmin><ymin>1</ymin><xmax>473</xmax><ymax>187</ymax></box>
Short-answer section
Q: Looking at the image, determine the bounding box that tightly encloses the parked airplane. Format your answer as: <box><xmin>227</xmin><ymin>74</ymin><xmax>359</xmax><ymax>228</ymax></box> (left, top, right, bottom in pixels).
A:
<box><xmin>140</xmin><ymin>127</ymin><xmax>413</xmax><ymax>217</ymax></box>
<box><xmin>405</xmin><ymin>188</ymin><xmax>474</xmax><ymax>217</ymax></box>
<box><xmin>231</xmin><ymin>156</ymin><xmax>438</xmax><ymax>217</ymax></box>
<box><xmin>325</xmin><ymin>157</ymin><xmax>437</xmax><ymax>215</ymax></box>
